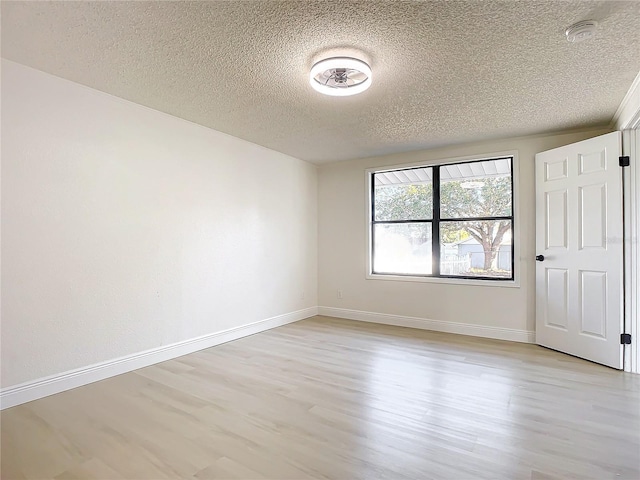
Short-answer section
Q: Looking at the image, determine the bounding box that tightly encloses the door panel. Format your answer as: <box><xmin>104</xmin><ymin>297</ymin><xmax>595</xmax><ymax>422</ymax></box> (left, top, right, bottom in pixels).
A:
<box><xmin>579</xmin><ymin>150</ymin><xmax>606</xmax><ymax>174</ymax></box>
<box><xmin>578</xmin><ymin>183</ymin><xmax>607</xmax><ymax>249</ymax></box>
<box><xmin>545</xmin><ymin>268</ymin><xmax>568</xmax><ymax>330</ymax></box>
<box><xmin>545</xmin><ymin>190</ymin><xmax>568</xmax><ymax>248</ymax></box>
<box><xmin>544</xmin><ymin>157</ymin><xmax>568</xmax><ymax>181</ymax></box>
<box><xmin>536</xmin><ymin>131</ymin><xmax>623</xmax><ymax>369</ymax></box>
<box><xmin>579</xmin><ymin>270</ymin><xmax>607</xmax><ymax>338</ymax></box>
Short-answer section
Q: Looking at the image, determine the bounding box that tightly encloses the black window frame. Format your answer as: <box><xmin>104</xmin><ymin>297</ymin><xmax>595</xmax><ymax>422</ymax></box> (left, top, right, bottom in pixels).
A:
<box><xmin>370</xmin><ymin>156</ymin><xmax>515</xmax><ymax>281</ymax></box>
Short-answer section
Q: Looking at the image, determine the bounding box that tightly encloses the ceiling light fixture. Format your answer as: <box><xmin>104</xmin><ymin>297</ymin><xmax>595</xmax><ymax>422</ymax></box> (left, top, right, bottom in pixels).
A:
<box><xmin>565</xmin><ymin>20</ymin><xmax>597</xmax><ymax>43</ymax></box>
<box><xmin>309</xmin><ymin>57</ymin><xmax>372</xmax><ymax>96</ymax></box>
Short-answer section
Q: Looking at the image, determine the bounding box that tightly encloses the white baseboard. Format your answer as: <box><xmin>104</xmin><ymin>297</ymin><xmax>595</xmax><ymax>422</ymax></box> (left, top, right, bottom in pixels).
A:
<box><xmin>0</xmin><ymin>307</ymin><xmax>317</xmax><ymax>410</ymax></box>
<box><xmin>0</xmin><ymin>305</ymin><xmax>535</xmax><ymax>410</ymax></box>
<box><xmin>318</xmin><ymin>306</ymin><xmax>535</xmax><ymax>344</ymax></box>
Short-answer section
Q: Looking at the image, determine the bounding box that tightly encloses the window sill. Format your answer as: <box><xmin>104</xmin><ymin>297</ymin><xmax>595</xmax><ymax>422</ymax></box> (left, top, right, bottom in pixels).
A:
<box><xmin>365</xmin><ymin>272</ymin><xmax>520</xmax><ymax>288</ymax></box>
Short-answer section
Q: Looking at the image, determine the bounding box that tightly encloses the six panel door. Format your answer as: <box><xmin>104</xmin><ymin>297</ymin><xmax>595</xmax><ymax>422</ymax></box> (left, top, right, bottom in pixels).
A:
<box><xmin>535</xmin><ymin>132</ymin><xmax>623</xmax><ymax>369</ymax></box>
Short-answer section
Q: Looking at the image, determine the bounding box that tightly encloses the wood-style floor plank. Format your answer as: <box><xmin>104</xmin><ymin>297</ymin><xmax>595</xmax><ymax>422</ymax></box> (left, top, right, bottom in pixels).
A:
<box><xmin>2</xmin><ymin>316</ymin><xmax>639</xmax><ymax>479</ymax></box>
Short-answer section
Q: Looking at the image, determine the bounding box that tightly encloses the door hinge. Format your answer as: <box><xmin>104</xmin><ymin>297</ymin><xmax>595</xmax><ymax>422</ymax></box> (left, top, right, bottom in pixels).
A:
<box><xmin>619</xmin><ymin>156</ymin><xmax>630</xmax><ymax>167</ymax></box>
<box><xmin>621</xmin><ymin>333</ymin><xmax>632</xmax><ymax>344</ymax></box>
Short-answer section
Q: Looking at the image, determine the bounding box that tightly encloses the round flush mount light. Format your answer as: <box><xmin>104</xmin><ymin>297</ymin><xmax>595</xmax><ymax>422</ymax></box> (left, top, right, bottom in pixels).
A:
<box><xmin>309</xmin><ymin>57</ymin><xmax>372</xmax><ymax>96</ymax></box>
<box><xmin>565</xmin><ymin>20</ymin><xmax>597</xmax><ymax>43</ymax></box>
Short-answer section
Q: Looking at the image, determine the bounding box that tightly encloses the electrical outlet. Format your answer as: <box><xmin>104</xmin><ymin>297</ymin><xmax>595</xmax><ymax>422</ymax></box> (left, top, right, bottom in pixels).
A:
<box><xmin>301</xmin><ymin>291</ymin><xmax>305</xmax><ymax>300</ymax></box>
<box><xmin>337</xmin><ymin>289</ymin><xmax>343</xmax><ymax>299</ymax></box>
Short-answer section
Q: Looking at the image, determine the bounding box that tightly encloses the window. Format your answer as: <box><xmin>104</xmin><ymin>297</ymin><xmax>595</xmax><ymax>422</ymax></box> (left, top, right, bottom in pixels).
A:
<box><xmin>369</xmin><ymin>156</ymin><xmax>514</xmax><ymax>281</ymax></box>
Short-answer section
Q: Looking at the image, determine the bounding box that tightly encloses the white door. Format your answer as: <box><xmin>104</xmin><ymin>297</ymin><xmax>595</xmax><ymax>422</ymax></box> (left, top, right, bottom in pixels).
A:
<box><xmin>535</xmin><ymin>132</ymin><xmax>624</xmax><ymax>369</ymax></box>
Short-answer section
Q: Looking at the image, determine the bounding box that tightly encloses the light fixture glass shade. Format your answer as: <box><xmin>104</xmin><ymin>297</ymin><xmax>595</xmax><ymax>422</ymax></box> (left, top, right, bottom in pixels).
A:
<box><xmin>309</xmin><ymin>57</ymin><xmax>372</xmax><ymax>96</ymax></box>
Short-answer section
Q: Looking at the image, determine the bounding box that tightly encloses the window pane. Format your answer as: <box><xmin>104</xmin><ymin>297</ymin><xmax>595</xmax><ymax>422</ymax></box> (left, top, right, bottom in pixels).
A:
<box><xmin>440</xmin><ymin>159</ymin><xmax>512</xmax><ymax>219</ymax></box>
<box><xmin>373</xmin><ymin>168</ymin><xmax>433</xmax><ymax>221</ymax></box>
<box><xmin>373</xmin><ymin>223</ymin><xmax>432</xmax><ymax>275</ymax></box>
<box><xmin>440</xmin><ymin>220</ymin><xmax>512</xmax><ymax>278</ymax></box>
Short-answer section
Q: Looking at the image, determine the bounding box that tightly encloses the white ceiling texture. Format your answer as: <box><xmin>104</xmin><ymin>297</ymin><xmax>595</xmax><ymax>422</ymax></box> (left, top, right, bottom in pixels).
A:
<box><xmin>2</xmin><ymin>1</ymin><xmax>640</xmax><ymax>164</ymax></box>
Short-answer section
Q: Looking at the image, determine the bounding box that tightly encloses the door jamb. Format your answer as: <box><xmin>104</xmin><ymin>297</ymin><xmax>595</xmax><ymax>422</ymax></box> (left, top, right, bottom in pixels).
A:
<box><xmin>615</xmin><ymin>69</ymin><xmax>640</xmax><ymax>373</ymax></box>
<box><xmin>621</xmin><ymin>126</ymin><xmax>639</xmax><ymax>373</ymax></box>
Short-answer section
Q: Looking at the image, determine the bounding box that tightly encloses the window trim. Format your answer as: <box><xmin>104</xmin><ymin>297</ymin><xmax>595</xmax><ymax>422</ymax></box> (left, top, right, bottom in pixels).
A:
<box><xmin>365</xmin><ymin>150</ymin><xmax>520</xmax><ymax>288</ymax></box>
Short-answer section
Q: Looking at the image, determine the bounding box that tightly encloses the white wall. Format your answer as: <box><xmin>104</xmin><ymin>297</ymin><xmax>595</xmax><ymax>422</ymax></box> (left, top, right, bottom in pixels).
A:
<box><xmin>1</xmin><ymin>60</ymin><xmax>318</xmax><ymax>388</ymax></box>
<box><xmin>318</xmin><ymin>128</ymin><xmax>612</xmax><ymax>336</ymax></box>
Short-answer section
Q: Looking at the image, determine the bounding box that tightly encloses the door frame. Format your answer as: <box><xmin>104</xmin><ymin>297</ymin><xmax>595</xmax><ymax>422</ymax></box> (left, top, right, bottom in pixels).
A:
<box><xmin>616</xmin><ymin>70</ymin><xmax>640</xmax><ymax>373</ymax></box>
<box><xmin>621</xmin><ymin>126</ymin><xmax>639</xmax><ymax>373</ymax></box>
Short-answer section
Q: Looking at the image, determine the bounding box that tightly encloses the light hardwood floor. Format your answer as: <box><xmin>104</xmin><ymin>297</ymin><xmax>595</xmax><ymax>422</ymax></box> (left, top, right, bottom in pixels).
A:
<box><xmin>2</xmin><ymin>316</ymin><xmax>639</xmax><ymax>479</ymax></box>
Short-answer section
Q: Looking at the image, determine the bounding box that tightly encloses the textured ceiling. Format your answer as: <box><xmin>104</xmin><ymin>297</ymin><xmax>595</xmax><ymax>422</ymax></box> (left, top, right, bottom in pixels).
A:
<box><xmin>2</xmin><ymin>1</ymin><xmax>640</xmax><ymax>164</ymax></box>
